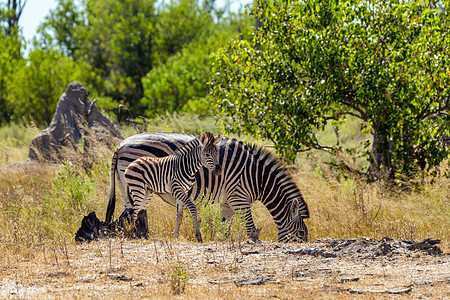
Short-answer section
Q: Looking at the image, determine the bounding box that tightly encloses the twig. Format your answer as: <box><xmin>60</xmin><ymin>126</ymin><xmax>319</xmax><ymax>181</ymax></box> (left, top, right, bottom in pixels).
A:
<box><xmin>63</xmin><ymin>238</ymin><xmax>70</xmax><ymax>267</ymax></box>
<box><xmin>153</xmin><ymin>237</ymin><xmax>159</xmax><ymax>264</ymax></box>
<box><xmin>87</xmin><ymin>98</ymin><xmax>99</xmax><ymax>117</ymax></box>
<box><xmin>53</xmin><ymin>247</ymin><xmax>59</xmax><ymax>268</ymax></box>
<box><xmin>109</xmin><ymin>238</ymin><xmax>112</xmax><ymax>270</ymax></box>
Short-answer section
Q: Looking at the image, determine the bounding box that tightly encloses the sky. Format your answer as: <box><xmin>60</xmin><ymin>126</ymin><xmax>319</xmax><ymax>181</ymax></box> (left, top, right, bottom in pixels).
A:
<box><xmin>19</xmin><ymin>0</ymin><xmax>58</xmax><ymax>43</ymax></box>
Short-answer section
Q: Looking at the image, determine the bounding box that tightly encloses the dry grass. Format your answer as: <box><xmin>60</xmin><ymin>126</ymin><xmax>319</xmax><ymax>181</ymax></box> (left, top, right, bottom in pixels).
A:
<box><xmin>1</xmin><ymin>239</ymin><xmax>448</xmax><ymax>299</ymax></box>
<box><xmin>0</xmin><ymin>123</ymin><xmax>40</xmax><ymax>166</ymax></box>
<box><xmin>0</xmin><ymin>119</ymin><xmax>449</xmax><ymax>298</ymax></box>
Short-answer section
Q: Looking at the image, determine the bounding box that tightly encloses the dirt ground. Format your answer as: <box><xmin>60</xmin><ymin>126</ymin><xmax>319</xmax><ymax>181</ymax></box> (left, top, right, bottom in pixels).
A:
<box><xmin>0</xmin><ymin>237</ymin><xmax>448</xmax><ymax>299</ymax></box>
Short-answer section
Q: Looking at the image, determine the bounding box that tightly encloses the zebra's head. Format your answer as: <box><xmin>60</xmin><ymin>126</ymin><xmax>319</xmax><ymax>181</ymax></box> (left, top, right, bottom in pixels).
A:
<box><xmin>199</xmin><ymin>132</ymin><xmax>222</xmax><ymax>175</ymax></box>
<box><xmin>279</xmin><ymin>197</ymin><xmax>309</xmax><ymax>242</ymax></box>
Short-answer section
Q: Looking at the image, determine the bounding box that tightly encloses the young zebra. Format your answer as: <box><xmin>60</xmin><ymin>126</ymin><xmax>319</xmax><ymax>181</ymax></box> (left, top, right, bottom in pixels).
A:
<box><xmin>124</xmin><ymin>132</ymin><xmax>221</xmax><ymax>242</ymax></box>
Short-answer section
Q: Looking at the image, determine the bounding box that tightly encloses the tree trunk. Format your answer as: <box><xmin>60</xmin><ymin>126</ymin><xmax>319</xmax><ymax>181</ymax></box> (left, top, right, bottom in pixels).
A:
<box><xmin>6</xmin><ymin>0</ymin><xmax>27</xmax><ymax>35</ymax></box>
<box><xmin>369</xmin><ymin>129</ymin><xmax>394</xmax><ymax>181</ymax></box>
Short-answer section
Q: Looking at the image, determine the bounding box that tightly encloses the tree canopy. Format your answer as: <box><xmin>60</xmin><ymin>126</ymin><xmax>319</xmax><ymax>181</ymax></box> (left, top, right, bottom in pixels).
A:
<box><xmin>211</xmin><ymin>0</ymin><xmax>450</xmax><ymax>180</ymax></box>
<box><xmin>0</xmin><ymin>0</ymin><xmax>249</xmax><ymax>126</ymax></box>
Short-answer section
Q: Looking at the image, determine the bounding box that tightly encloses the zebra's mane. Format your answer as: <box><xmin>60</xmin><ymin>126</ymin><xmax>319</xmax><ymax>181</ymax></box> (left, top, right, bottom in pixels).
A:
<box><xmin>173</xmin><ymin>136</ymin><xmax>200</xmax><ymax>155</ymax></box>
<box><xmin>246</xmin><ymin>142</ymin><xmax>310</xmax><ymax>218</ymax></box>
<box><xmin>247</xmin><ymin>143</ymin><xmax>295</xmax><ymax>180</ymax></box>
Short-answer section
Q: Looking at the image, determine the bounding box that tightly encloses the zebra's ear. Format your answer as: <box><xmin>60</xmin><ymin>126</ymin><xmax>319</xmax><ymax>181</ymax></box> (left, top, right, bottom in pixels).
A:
<box><xmin>214</xmin><ymin>133</ymin><xmax>223</xmax><ymax>145</ymax></box>
<box><xmin>291</xmin><ymin>198</ymin><xmax>299</xmax><ymax>219</ymax></box>
<box><xmin>199</xmin><ymin>132</ymin><xmax>208</xmax><ymax>146</ymax></box>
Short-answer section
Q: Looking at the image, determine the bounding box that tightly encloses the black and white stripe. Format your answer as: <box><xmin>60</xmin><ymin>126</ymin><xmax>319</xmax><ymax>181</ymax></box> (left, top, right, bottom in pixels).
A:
<box><xmin>106</xmin><ymin>132</ymin><xmax>309</xmax><ymax>242</ymax></box>
<box><xmin>123</xmin><ymin>132</ymin><xmax>221</xmax><ymax>242</ymax></box>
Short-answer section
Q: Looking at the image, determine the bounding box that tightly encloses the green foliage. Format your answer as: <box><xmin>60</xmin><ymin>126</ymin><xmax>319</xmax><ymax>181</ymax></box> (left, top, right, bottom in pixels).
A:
<box><xmin>170</xmin><ymin>261</ymin><xmax>189</xmax><ymax>294</ymax></box>
<box><xmin>37</xmin><ymin>0</ymin><xmax>84</xmax><ymax>56</ymax></box>
<box><xmin>5</xmin><ymin>48</ymin><xmax>90</xmax><ymax>125</ymax></box>
<box><xmin>41</xmin><ymin>161</ymin><xmax>98</xmax><ymax>238</ymax></box>
<box><xmin>32</xmin><ymin>0</ymin><xmax>249</xmax><ymax>121</ymax></box>
<box><xmin>0</xmin><ymin>28</ymin><xmax>22</xmax><ymax>123</ymax></box>
<box><xmin>1</xmin><ymin>0</ymin><xmax>250</xmax><ymax>126</ymax></box>
<box><xmin>154</xmin><ymin>0</ymin><xmax>214</xmax><ymax>63</ymax></box>
<box><xmin>142</xmin><ymin>31</ymin><xmax>233</xmax><ymax>116</ymax></box>
<box><xmin>85</xmin><ymin>0</ymin><xmax>156</xmax><ymax>105</ymax></box>
<box><xmin>141</xmin><ymin>9</ymin><xmax>252</xmax><ymax>117</ymax></box>
<box><xmin>212</xmin><ymin>0</ymin><xmax>450</xmax><ymax>180</ymax></box>
<box><xmin>141</xmin><ymin>43</ymin><xmax>212</xmax><ymax>115</ymax></box>
<box><xmin>37</xmin><ymin>0</ymin><xmax>157</xmax><ymax>110</ymax></box>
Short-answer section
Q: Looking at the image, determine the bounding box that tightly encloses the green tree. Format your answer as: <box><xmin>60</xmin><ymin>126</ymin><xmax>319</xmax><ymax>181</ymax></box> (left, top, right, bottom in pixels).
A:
<box><xmin>38</xmin><ymin>0</ymin><xmax>157</xmax><ymax>111</ymax></box>
<box><xmin>142</xmin><ymin>14</ymin><xmax>251</xmax><ymax>116</ymax></box>
<box><xmin>153</xmin><ymin>0</ymin><xmax>215</xmax><ymax>64</ymax></box>
<box><xmin>0</xmin><ymin>2</ymin><xmax>24</xmax><ymax>124</ymax></box>
<box><xmin>141</xmin><ymin>40</ymin><xmax>214</xmax><ymax>116</ymax></box>
<box><xmin>5</xmin><ymin>47</ymin><xmax>99</xmax><ymax>125</ymax></box>
<box><xmin>36</xmin><ymin>0</ymin><xmax>247</xmax><ymax>120</ymax></box>
<box><xmin>37</xmin><ymin>0</ymin><xmax>84</xmax><ymax>56</ymax></box>
<box><xmin>1</xmin><ymin>0</ymin><xmax>26</xmax><ymax>35</ymax></box>
<box><xmin>78</xmin><ymin>0</ymin><xmax>156</xmax><ymax>109</ymax></box>
<box><xmin>0</xmin><ymin>32</ymin><xmax>22</xmax><ymax>124</ymax></box>
<box><xmin>212</xmin><ymin>0</ymin><xmax>450</xmax><ymax>180</ymax></box>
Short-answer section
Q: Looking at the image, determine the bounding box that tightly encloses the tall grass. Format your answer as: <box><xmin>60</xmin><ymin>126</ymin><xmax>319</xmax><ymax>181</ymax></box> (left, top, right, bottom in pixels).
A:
<box><xmin>0</xmin><ymin>123</ymin><xmax>40</xmax><ymax>166</ymax></box>
<box><xmin>0</xmin><ymin>114</ymin><xmax>448</xmax><ymax>256</ymax></box>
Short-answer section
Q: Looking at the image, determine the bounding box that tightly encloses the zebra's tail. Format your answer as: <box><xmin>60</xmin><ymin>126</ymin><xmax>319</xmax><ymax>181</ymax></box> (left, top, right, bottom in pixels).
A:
<box><xmin>105</xmin><ymin>150</ymin><xmax>119</xmax><ymax>223</ymax></box>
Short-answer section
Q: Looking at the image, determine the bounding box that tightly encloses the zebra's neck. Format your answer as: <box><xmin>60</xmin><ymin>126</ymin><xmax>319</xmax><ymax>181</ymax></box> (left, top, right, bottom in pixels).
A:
<box><xmin>250</xmin><ymin>148</ymin><xmax>300</xmax><ymax>227</ymax></box>
<box><xmin>174</xmin><ymin>138</ymin><xmax>203</xmax><ymax>180</ymax></box>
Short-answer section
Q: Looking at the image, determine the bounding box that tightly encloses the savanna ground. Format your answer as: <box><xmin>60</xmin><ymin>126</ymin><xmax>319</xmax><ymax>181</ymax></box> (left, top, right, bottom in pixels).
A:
<box><xmin>0</xmin><ymin>114</ymin><xmax>449</xmax><ymax>298</ymax></box>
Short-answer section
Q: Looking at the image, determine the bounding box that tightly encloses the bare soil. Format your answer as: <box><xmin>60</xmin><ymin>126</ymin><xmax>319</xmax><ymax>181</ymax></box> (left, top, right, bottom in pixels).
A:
<box><xmin>1</xmin><ymin>238</ymin><xmax>448</xmax><ymax>299</ymax></box>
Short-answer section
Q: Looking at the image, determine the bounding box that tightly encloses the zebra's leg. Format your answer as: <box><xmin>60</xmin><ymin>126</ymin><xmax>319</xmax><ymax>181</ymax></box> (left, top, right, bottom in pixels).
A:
<box><xmin>174</xmin><ymin>200</ymin><xmax>184</xmax><ymax>239</ymax></box>
<box><xmin>177</xmin><ymin>197</ymin><xmax>202</xmax><ymax>242</ymax></box>
<box><xmin>172</xmin><ymin>182</ymin><xmax>203</xmax><ymax>242</ymax></box>
<box><xmin>228</xmin><ymin>197</ymin><xmax>260</xmax><ymax>240</ymax></box>
<box><xmin>131</xmin><ymin>189</ymin><xmax>153</xmax><ymax>220</ymax></box>
<box><xmin>128</xmin><ymin>186</ymin><xmax>153</xmax><ymax>239</ymax></box>
<box><xmin>184</xmin><ymin>198</ymin><xmax>202</xmax><ymax>242</ymax></box>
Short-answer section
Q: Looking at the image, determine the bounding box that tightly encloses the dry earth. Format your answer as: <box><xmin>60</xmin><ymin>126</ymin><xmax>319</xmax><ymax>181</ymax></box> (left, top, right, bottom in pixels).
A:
<box><xmin>1</xmin><ymin>238</ymin><xmax>449</xmax><ymax>299</ymax></box>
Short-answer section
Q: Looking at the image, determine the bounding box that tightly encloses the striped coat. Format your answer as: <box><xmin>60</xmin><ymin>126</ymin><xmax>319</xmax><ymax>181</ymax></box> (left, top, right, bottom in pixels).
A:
<box><xmin>106</xmin><ymin>132</ymin><xmax>309</xmax><ymax>242</ymax></box>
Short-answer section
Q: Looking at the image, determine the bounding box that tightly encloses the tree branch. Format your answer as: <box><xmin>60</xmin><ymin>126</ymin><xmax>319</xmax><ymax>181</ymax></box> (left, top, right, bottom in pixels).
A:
<box><xmin>420</xmin><ymin>98</ymin><xmax>450</xmax><ymax>120</ymax></box>
<box><xmin>322</xmin><ymin>111</ymin><xmax>363</xmax><ymax>120</ymax></box>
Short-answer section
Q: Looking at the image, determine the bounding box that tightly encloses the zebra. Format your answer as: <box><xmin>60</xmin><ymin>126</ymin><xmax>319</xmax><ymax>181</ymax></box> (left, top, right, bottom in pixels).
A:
<box><xmin>106</xmin><ymin>132</ymin><xmax>310</xmax><ymax>242</ymax></box>
<box><xmin>123</xmin><ymin>132</ymin><xmax>221</xmax><ymax>242</ymax></box>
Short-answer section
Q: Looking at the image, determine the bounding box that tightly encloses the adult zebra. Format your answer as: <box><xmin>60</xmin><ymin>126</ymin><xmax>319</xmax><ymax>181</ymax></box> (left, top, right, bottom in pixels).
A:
<box><xmin>106</xmin><ymin>132</ymin><xmax>310</xmax><ymax>242</ymax></box>
<box><xmin>124</xmin><ymin>132</ymin><xmax>221</xmax><ymax>242</ymax></box>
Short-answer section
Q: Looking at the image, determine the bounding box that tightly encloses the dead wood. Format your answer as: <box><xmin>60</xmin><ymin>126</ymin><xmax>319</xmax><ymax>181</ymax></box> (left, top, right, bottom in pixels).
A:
<box><xmin>75</xmin><ymin>209</ymin><xmax>149</xmax><ymax>243</ymax></box>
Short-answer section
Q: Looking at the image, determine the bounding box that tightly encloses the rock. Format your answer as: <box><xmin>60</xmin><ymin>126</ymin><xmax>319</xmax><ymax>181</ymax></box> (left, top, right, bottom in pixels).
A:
<box><xmin>28</xmin><ymin>81</ymin><xmax>123</xmax><ymax>162</ymax></box>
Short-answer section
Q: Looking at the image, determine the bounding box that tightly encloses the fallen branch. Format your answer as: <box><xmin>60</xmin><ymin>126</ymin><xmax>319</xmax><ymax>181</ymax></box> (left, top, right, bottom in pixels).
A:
<box><xmin>340</xmin><ymin>286</ymin><xmax>412</xmax><ymax>295</ymax></box>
